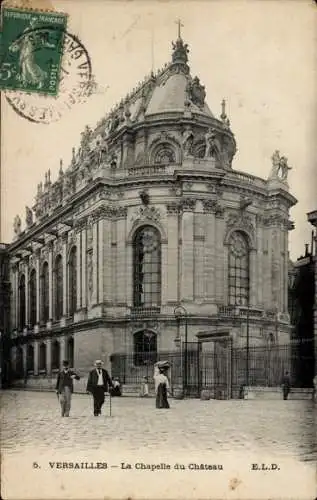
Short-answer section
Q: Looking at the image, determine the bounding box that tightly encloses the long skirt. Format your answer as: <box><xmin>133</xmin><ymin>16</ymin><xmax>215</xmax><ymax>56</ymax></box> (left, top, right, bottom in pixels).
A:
<box><xmin>156</xmin><ymin>383</ymin><xmax>170</xmax><ymax>409</ymax></box>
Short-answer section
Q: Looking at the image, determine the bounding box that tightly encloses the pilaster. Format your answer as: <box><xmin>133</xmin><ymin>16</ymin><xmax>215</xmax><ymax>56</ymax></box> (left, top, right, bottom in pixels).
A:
<box><xmin>34</xmin><ymin>341</ymin><xmax>39</xmax><ymax>375</ymax></box>
<box><xmin>249</xmin><ymin>249</ymin><xmax>257</xmax><ymax>307</ymax></box>
<box><xmin>81</xmin><ymin>227</ymin><xmax>87</xmax><ymax>309</ymax></box>
<box><xmin>35</xmin><ymin>251</ymin><xmax>40</xmax><ymax>324</ymax></box>
<box><xmin>98</xmin><ymin>218</ymin><xmax>103</xmax><ymax>304</ymax></box>
<box><xmin>46</xmin><ymin>338</ymin><xmax>52</xmax><ymax>375</ymax></box>
<box><xmin>60</xmin><ymin>336</ymin><xmax>66</xmax><ymax>367</ymax></box>
<box><xmin>256</xmin><ymin>220</ymin><xmax>264</xmax><ymax>307</ymax></box>
<box><xmin>24</xmin><ymin>260</ymin><xmax>29</xmax><ymax>327</ymax></box>
<box><xmin>62</xmin><ymin>235</ymin><xmax>67</xmax><ymax>316</ymax></box>
<box><xmin>111</xmin><ymin>219</ymin><xmax>117</xmax><ymax>304</ymax></box>
<box><xmin>194</xmin><ymin>214</ymin><xmax>204</xmax><ymax>301</ymax></box>
<box><xmin>48</xmin><ymin>242</ymin><xmax>53</xmax><ymax>320</ymax></box>
<box><xmin>116</xmin><ymin>209</ymin><xmax>128</xmax><ymax>305</ymax></box>
<box><xmin>76</xmin><ymin>231</ymin><xmax>81</xmax><ymax>309</ymax></box>
<box><xmin>180</xmin><ymin>200</ymin><xmax>195</xmax><ymax>301</ymax></box>
<box><xmin>92</xmin><ymin>220</ymin><xmax>98</xmax><ymax>305</ymax></box>
<box><xmin>204</xmin><ymin>210</ymin><xmax>216</xmax><ymax>302</ymax></box>
<box><xmin>166</xmin><ymin>203</ymin><xmax>179</xmax><ymax>303</ymax></box>
<box><xmin>103</xmin><ymin>218</ymin><xmax>112</xmax><ymax>304</ymax></box>
<box><xmin>215</xmin><ymin>211</ymin><xmax>225</xmax><ymax>304</ymax></box>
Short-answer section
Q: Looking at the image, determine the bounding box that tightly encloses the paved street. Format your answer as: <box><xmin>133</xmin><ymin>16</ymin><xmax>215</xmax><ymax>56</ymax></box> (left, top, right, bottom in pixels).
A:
<box><xmin>1</xmin><ymin>390</ymin><xmax>316</xmax><ymax>499</ymax></box>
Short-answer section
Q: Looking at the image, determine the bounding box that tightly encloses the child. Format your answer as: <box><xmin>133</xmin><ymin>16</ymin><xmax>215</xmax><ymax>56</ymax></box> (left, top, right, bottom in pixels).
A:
<box><xmin>140</xmin><ymin>376</ymin><xmax>149</xmax><ymax>397</ymax></box>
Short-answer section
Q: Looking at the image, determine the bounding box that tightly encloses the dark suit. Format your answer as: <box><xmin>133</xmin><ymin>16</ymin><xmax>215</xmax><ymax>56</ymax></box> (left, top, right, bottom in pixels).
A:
<box><xmin>87</xmin><ymin>368</ymin><xmax>113</xmax><ymax>416</ymax></box>
<box><xmin>55</xmin><ymin>369</ymin><xmax>80</xmax><ymax>416</ymax></box>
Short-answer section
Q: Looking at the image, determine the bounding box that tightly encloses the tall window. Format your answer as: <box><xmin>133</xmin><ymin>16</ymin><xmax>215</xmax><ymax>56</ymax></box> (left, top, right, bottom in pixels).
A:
<box><xmin>51</xmin><ymin>340</ymin><xmax>60</xmax><ymax>370</ymax></box>
<box><xmin>228</xmin><ymin>231</ymin><xmax>250</xmax><ymax>306</ymax></box>
<box><xmin>67</xmin><ymin>337</ymin><xmax>74</xmax><ymax>367</ymax></box>
<box><xmin>19</xmin><ymin>274</ymin><xmax>26</xmax><ymax>330</ymax></box>
<box><xmin>29</xmin><ymin>269</ymin><xmax>37</xmax><ymax>326</ymax></box>
<box><xmin>68</xmin><ymin>247</ymin><xmax>77</xmax><ymax>315</ymax></box>
<box><xmin>16</xmin><ymin>346</ymin><xmax>24</xmax><ymax>377</ymax></box>
<box><xmin>54</xmin><ymin>255</ymin><xmax>63</xmax><ymax>320</ymax></box>
<box><xmin>27</xmin><ymin>344</ymin><xmax>34</xmax><ymax>372</ymax></box>
<box><xmin>133</xmin><ymin>226</ymin><xmax>161</xmax><ymax>307</ymax></box>
<box><xmin>41</xmin><ymin>262</ymin><xmax>49</xmax><ymax>323</ymax></box>
<box><xmin>39</xmin><ymin>343</ymin><xmax>47</xmax><ymax>372</ymax></box>
<box><xmin>133</xmin><ymin>330</ymin><xmax>157</xmax><ymax>366</ymax></box>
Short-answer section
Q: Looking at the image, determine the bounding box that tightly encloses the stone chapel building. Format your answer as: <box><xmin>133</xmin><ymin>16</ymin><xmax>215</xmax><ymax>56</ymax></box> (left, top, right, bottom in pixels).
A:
<box><xmin>7</xmin><ymin>34</ymin><xmax>297</xmax><ymax>392</ymax></box>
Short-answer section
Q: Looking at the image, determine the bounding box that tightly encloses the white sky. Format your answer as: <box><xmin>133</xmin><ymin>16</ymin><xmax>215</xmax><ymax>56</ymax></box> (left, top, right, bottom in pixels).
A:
<box><xmin>1</xmin><ymin>0</ymin><xmax>316</xmax><ymax>260</ymax></box>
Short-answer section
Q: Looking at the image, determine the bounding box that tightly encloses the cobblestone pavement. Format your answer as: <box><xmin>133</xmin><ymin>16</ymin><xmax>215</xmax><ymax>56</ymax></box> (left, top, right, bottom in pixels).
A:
<box><xmin>1</xmin><ymin>390</ymin><xmax>316</xmax><ymax>462</ymax></box>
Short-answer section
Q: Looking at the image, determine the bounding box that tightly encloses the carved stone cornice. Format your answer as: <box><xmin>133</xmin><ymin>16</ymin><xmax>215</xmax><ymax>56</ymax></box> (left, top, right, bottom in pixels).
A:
<box><xmin>114</xmin><ymin>206</ymin><xmax>128</xmax><ymax>219</ymax></box>
<box><xmin>131</xmin><ymin>205</ymin><xmax>160</xmax><ymax>223</ymax></box>
<box><xmin>180</xmin><ymin>198</ymin><xmax>196</xmax><ymax>212</ymax></box>
<box><xmin>166</xmin><ymin>202</ymin><xmax>180</xmax><ymax>215</ymax></box>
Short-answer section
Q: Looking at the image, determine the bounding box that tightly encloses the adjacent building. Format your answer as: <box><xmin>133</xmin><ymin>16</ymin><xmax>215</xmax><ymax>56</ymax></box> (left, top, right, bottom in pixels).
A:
<box><xmin>6</xmin><ymin>34</ymin><xmax>297</xmax><ymax>394</ymax></box>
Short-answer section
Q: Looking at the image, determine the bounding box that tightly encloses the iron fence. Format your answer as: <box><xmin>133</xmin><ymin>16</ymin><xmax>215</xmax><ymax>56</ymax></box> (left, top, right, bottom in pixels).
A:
<box><xmin>111</xmin><ymin>339</ymin><xmax>314</xmax><ymax>398</ymax></box>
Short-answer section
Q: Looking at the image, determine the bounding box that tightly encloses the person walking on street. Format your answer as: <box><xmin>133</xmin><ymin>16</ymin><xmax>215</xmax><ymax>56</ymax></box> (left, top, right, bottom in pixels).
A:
<box><xmin>55</xmin><ymin>360</ymin><xmax>80</xmax><ymax>417</ymax></box>
<box><xmin>281</xmin><ymin>370</ymin><xmax>291</xmax><ymax>400</ymax></box>
<box><xmin>140</xmin><ymin>376</ymin><xmax>149</xmax><ymax>397</ymax></box>
<box><xmin>154</xmin><ymin>367</ymin><xmax>170</xmax><ymax>409</ymax></box>
<box><xmin>86</xmin><ymin>360</ymin><xmax>113</xmax><ymax>416</ymax></box>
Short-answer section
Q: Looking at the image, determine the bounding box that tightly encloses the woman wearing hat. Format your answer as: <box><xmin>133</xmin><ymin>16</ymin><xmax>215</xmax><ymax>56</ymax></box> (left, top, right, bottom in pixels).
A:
<box><xmin>154</xmin><ymin>365</ymin><xmax>170</xmax><ymax>409</ymax></box>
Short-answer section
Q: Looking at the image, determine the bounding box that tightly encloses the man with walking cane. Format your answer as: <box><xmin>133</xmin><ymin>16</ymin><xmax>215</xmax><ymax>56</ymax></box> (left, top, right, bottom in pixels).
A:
<box><xmin>86</xmin><ymin>360</ymin><xmax>113</xmax><ymax>416</ymax></box>
<box><xmin>55</xmin><ymin>360</ymin><xmax>81</xmax><ymax>417</ymax></box>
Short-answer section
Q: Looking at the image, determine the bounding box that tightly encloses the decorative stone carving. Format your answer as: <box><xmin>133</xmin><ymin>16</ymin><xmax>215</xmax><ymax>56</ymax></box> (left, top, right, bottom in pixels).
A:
<box><xmin>86</xmin><ymin>216</ymin><xmax>93</xmax><ymax>250</ymax></box>
<box><xmin>131</xmin><ymin>206</ymin><xmax>160</xmax><ymax>223</ymax></box>
<box><xmin>25</xmin><ymin>206</ymin><xmax>33</xmax><ymax>228</ymax></box>
<box><xmin>54</xmin><ymin>238</ymin><xmax>63</xmax><ymax>256</ymax></box>
<box><xmin>114</xmin><ymin>206</ymin><xmax>128</xmax><ymax>219</ymax></box>
<box><xmin>181</xmin><ymin>126</ymin><xmax>194</xmax><ymax>158</ymax></box>
<box><xmin>171</xmin><ymin>37</ymin><xmax>189</xmax><ymax>64</ymax></box>
<box><xmin>225</xmin><ymin>211</ymin><xmax>255</xmax><ymax>245</ymax></box>
<box><xmin>13</xmin><ymin>215</ymin><xmax>22</xmax><ymax>237</ymax></box>
<box><xmin>153</xmin><ymin>145</ymin><xmax>176</xmax><ymax>165</ymax></box>
<box><xmin>204</xmin><ymin>128</ymin><xmax>218</xmax><ymax>159</ymax></box>
<box><xmin>269</xmin><ymin>150</ymin><xmax>292</xmax><ymax>181</ymax></box>
<box><xmin>202</xmin><ymin>199</ymin><xmax>219</xmax><ymax>214</ymax></box>
<box><xmin>186</xmin><ymin>76</ymin><xmax>206</xmax><ymax>108</ymax></box>
<box><xmin>180</xmin><ymin>198</ymin><xmax>196</xmax><ymax>211</ymax></box>
<box><xmin>166</xmin><ymin>202</ymin><xmax>180</xmax><ymax>215</ymax></box>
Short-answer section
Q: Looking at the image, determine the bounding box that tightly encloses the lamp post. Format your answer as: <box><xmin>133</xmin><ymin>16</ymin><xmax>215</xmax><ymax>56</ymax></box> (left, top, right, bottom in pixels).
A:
<box><xmin>144</xmin><ymin>331</ymin><xmax>154</xmax><ymax>378</ymax></box>
<box><xmin>174</xmin><ymin>305</ymin><xmax>188</xmax><ymax>397</ymax></box>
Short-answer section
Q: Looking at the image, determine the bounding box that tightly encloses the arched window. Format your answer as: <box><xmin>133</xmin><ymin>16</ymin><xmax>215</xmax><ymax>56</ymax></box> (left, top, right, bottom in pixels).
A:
<box><xmin>15</xmin><ymin>346</ymin><xmax>24</xmax><ymax>377</ymax></box>
<box><xmin>29</xmin><ymin>269</ymin><xmax>37</xmax><ymax>327</ymax></box>
<box><xmin>133</xmin><ymin>226</ymin><xmax>161</xmax><ymax>308</ymax></box>
<box><xmin>67</xmin><ymin>337</ymin><xmax>74</xmax><ymax>367</ymax></box>
<box><xmin>153</xmin><ymin>144</ymin><xmax>176</xmax><ymax>165</ymax></box>
<box><xmin>51</xmin><ymin>340</ymin><xmax>60</xmax><ymax>370</ymax></box>
<box><xmin>54</xmin><ymin>255</ymin><xmax>63</xmax><ymax>320</ymax></box>
<box><xmin>228</xmin><ymin>231</ymin><xmax>250</xmax><ymax>306</ymax></box>
<box><xmin>27</xmin><ymin>344</ymin><xmax>34</xmax><ymax>373</ymax></box>
<box><xmin>133</xmin><ymin>330</ymin><xmax>157</xmax><ymax>366</ymax></box>
<box><xmin>41</xmin><ymin>262</ymin><xmax>49</xmax><ymax>323</ymax></box>
<box><xmin>68</xmin><ymin>247</ymin><xmax>77</xmax><ymax>315</ymax></box>
<box><xmin>39</xmin><ymin>343</ymin><xmax>47</xmax><ymax>372</ymax></box>
<box><xmin>18</xmin><ymin>274</ymin><xmax>26</xmax><ymax>330</ymax></box>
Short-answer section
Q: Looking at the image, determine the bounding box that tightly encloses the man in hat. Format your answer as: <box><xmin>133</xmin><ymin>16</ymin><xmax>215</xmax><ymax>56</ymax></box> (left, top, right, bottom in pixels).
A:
<box><xmin>86</xmin><ymin>360</ymin><xmax>113</xmax><ymax>416</ymax></box>
<box><xmin>55</xmin><ymin>360</ymin><xmax>80</xmax><ymax>417</ymax></box>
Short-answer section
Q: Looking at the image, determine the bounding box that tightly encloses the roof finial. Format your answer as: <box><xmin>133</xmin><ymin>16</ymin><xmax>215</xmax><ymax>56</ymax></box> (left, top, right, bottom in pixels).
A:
<box><xmin>175</xmin><ymin>18</ymin><xmax>184</xmax><ymax>39</ymax></box>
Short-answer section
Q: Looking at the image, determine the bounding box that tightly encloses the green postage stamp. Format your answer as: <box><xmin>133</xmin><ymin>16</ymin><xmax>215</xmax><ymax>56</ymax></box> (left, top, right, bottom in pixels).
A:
<box><xmin>0</xmin><ymin>7</ymin><xmax>67</xmax><ymax>95</ymax></box>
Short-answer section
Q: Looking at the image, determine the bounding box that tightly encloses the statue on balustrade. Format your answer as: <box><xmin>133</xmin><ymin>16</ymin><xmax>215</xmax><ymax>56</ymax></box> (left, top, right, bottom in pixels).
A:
<box><xmin>182</xmin><ymin>127</ymin><xmax>194</xmax><ymax>158</ymax></box>
<box><xmin>13</xmin><ymin>214</ymin><xmax>22</xmax><ymax>237</ymax></box>
<box><xmin>270</xmin><ymin>150</ymin><xmax>292</xmax><ymax>181</ymax></box>
<box><xmin>25</xmin><ymin>206</ymin><xmax>33</xmax><ymax>228</ymax></box>
<box><xmin>204</xmin><ymin>128</ymin><xmax>218</xmax><ymax>159</ymax></box>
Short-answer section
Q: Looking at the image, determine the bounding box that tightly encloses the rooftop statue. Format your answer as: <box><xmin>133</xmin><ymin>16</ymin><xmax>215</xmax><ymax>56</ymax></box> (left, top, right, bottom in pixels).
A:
<box><xmin>13</xmin><ymin>214</ymin><xmax>21</xmax><ymax>237</ymax></box>
<box><xmin>25</xmin><ymin>206</ymin><xmax>33</xmax><ymax>228</ymax></box>
<box><xmin>270</xmin><ymin>150</ymin><xmax>292</xmax><ymax>181</ymax></box>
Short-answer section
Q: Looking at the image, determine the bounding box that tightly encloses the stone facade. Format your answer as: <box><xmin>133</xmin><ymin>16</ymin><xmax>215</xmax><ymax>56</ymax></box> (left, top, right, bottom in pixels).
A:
<box><xmin>307</xmin><ymin>209</ymin><xmax>317</xmax><ymax>373</ymax></box>
<box><xmin>7</xmin><ymin>35</ymin><xmax>296</xmax><ymax>388</ymax></box>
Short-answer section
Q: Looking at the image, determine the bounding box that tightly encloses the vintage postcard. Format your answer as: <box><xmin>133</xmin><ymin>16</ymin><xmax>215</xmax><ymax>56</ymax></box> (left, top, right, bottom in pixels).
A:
<box><xmin>0</xmin><ymin>1</ymin><xmax>316</xmax><ymax>499</ymax></box>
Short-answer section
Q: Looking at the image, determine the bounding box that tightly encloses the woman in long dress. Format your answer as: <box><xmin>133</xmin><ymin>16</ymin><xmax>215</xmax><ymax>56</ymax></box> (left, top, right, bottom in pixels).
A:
<box><xmin>154</xmin><ymin>367</ymin><xmax>170</xmax><ymax>409</ymax></box>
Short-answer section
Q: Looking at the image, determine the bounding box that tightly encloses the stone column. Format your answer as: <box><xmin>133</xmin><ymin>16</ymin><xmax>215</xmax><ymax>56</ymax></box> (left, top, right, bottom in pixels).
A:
<box><xmin>180</xmin><ymin>199</ymin><xmax>195</xmax><ymax>302</ymax></box>
<box><xmin>116</xmin><ymin>208</ymin><xmax>128</xmax><ymax>305</ymax></box>
<box><xmin>48</xmin><ymin>243</ymin><xmax>53</xmax><ymax>320</ymax></box>
<box><xmin>81</xmin><ymin>226</ymin><xmax>87</xmax><ymax>309</ymax></box>
<box><xmin>24</xmin><ymin>259</ymin><xmax>29</xmax><ymax>327</ymax></box>
<box><xmin>46</xmin><ymin>338</ymin><xmax>52</xmax><ymax>375</ymax></box>
<box><xmin>76</xmin><ymin>231</ymin><xmax>82</xmax><ymax>310</ymax></box>
<box><xmin>203</xmin><ymin>206</ymin><xmax>216</xmax><ymax>302</ymax></box>
<box><xmin>62</xmin><ymin>235</ymin><xmax>67</xmax><ymax>316</ymax></box>
<box><xmin>34</xmin><ymin>341</ymin><xmax>39</xmax><ymax>376</ymax></box>
<box><xmin>35</xmin><ymin>251</ymin><xmax>40</xmax><ymax>324</ymax></box>
<box><xmin>194</xmin><ymin>213</ymin><xmax>205</xmax><ymax>301</ymax></box>
<box><xmin>111</xmin><ymin>219</ymin><xmax>117</xmax><ymax>304</ymax></box>
<box><xmin>166</xmin><ymin>203</ymin><xmax>179</xmax><ymax>303</ymax></box>
<box><xmin>265</xmin><ymin>225</ymin><xmax>273</xmax><ymax>310</ymax></box>
<box><xmin>256</xmin><ymin>219</ymin><xmax>264</xmax><ymax>308</ymax></box>
<box><xmin>60</xmin><ymin>336</ymin><xmax>66</xmax><ymax>367</ymax></box>
<box><xmin>215</xmin><ymin>210</ymin><xmax>225</xmax><ymax>304</ymax></box>
<box><xmin>22</xmin><ymin>344</ymin><xmax>27</xmax><ymax>377</ymax></box>
<box><xmin>98</xmin><ymin>218</ymin><xmax>104</xmax><ymax>304</ymax></box>
<box><xmin>103</xmin><ymin>217</ymin><xmax>112</xmax><ymax>305</ymax></box>
<box><xmin>283</xmin><ymin>229</ymin><xmax>289</xmax><ymax>312</ymax></box>
<box><xmin>249</xmin><ymin>249</ymin><xmax>257</xmax><ymax>307</ymax></box>
<box><xmin>11</xmin><ymin>264</ymin><xmax>17</xmax><ymax>330</ymax></box>
<box><xmin>92</xmin><ymin>219</ymin><xmax>98</xmax><ymax>305</ymax></box>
